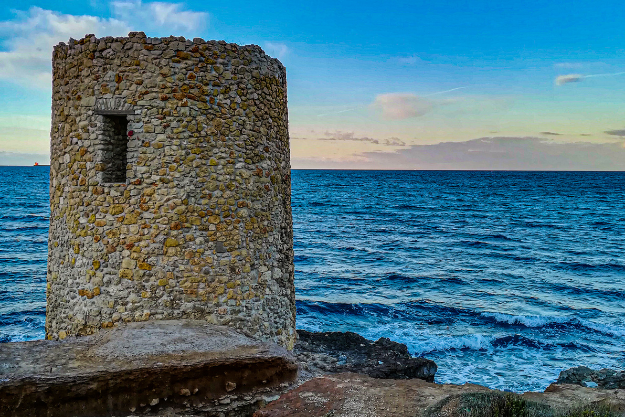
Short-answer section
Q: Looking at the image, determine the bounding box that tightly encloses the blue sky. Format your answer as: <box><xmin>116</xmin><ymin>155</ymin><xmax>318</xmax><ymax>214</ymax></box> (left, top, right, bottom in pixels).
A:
<box><xmin>1</xmin><ymin>0</ymin><xmax>624</xmax><ymax>168</ymax></box>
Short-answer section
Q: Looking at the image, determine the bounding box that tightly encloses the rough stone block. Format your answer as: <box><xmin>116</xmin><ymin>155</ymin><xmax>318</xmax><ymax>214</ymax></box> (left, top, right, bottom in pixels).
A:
<box><xmin>0</xmin><ymin>320</ymin><xmax>298</xmax><ymax>417</ymax></box>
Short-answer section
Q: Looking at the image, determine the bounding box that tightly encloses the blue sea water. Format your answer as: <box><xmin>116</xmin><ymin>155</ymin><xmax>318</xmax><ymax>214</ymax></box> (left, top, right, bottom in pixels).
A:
<box><xmin>1</xmin><ymin>167</ymin><xmax>624</xmax><ymax>392</ymax></box>
<box><xmin>0</xmin><ymin>167</ymin><xmax>48</xmax><ymax>343</ymax></box>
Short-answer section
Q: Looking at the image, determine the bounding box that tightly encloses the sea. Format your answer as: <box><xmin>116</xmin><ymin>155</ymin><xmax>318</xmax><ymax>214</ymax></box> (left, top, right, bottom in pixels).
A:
<box><xmin>1</xmin><ymin>167</ymin><xmax>624</xmax><ymax>392</ymax></box>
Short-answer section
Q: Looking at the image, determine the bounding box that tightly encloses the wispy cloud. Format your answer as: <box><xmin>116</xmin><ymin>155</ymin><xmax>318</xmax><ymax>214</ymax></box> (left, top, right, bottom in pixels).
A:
<box><xmin>553</xmin><ymin>62</ymin><xmax>605</xmax><ymax>69</ymax></box>
<box><xmin>554</xmin><ymin>62</ymin><xmax>585</xmax><ymax>69</ymax></box>
<box><xmin>540</xmin><ymin>131</ymin><xmax>562</xmax><ymax>136</ymax></box>
<box><xmin>293</xmin><ymin>137</ymin><xmax>625</xmax><ymax>170</ymax></box>
<box><xmin>422</xmin><ymin>86</ymin><xmax>468</xmax><ymax>97</ymax></box>
<box><xmin>364</xmin><ymin>137</ymin><xmax>625</xmax><ymax>170</ymax></box>
<box><xmin>111</xmin><ymin>1</ymin><xmax>208</xmax><ymax>33</ymax></box>
<box><xmin>394</xmin><ymin>54</ymin><xmax>425</xmax><ymax>65</ymax></box>
<box><xmin>605</xmin><ymin>129</ymin><xmax>625</xmax><ymax>137</ymax></box>
<box><xmin>555</xmin><ymin>71</ymin><xmax>625</xmax><ymax>86</ymax></box>
<box><xmin>584</xmin><ymin>71</ymin><xmax>625</xmax><ymax>79</ymax></box>
<box><xmin>555</xmin><ymin>74</ymin><xmax>583</xmax><ymax>86</ymax></box>
<box><xmin>371</xmin><ymin>88</ymin><xmax>504</xmax><ymax>121</ymax></box>
<box><xmin>0</xmin><ymin>7</ymin><xmax>128</xmax><ymax>88</ymax></box>
<box><xmin>372</xmin><ymin>93</ymin><xmax>434</xmax><ymax>120</ymax></box>
<box><xmin>263</xmin><ymin>42</ymin><xmax>288</xmax><ymax>59</ymax></box>
<box><xmin>316</xmin><ymin>107</ymin><xmax>361</xmax><ymax>118</ymax></box>
<box><xmin>0</xmin><ymin>2</ymin><xmax>207</xmax><ymax>89</ymax></box>
<box><xmin>298</xmin><ymin>131</ymin><xmax>406</xmax><ymax>147</ymax></box>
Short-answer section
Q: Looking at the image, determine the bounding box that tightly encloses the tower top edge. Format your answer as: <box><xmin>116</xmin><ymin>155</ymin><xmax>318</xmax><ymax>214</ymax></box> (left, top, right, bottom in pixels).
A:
<box><xmin>53</xmin><ymin>32</ymin><xmax>284</xmax><ymax>67</ymax></box>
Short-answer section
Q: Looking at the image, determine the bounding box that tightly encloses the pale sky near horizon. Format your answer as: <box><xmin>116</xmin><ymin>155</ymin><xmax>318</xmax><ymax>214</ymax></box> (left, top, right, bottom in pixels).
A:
<box><xmin>0</xmin><ymin>1</ymin><xmax>624</xmax><ymax>169</ymax></box>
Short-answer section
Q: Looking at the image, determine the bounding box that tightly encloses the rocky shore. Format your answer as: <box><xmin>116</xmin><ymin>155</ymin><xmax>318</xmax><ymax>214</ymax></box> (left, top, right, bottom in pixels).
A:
<box><xmin>1</xmin><ymin>322</ymin><xmax>624</xmax><ymax>416</ymax></box>
<box><xmin>294</xmin><ymin>330</ymin><xmax>437</xmax><ymax>382</ymax></box>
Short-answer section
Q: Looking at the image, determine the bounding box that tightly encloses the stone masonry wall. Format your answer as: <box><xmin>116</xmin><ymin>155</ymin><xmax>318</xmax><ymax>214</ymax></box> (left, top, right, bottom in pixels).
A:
<box><xmin>47</xmin><ymin>32</ymin><xmax>295</xmax><ymax>348</ymax></box>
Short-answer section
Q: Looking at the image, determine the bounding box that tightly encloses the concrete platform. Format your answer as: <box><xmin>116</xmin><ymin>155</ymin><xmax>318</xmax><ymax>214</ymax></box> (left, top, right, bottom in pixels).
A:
<box><xmin>0</xmin><ymin>320</ymin><xmax>298</xmax><ymax>417</ymax></box>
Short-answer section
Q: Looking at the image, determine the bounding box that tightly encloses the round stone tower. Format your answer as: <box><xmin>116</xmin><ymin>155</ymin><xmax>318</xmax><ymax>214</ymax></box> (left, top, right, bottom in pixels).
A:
<box><xmin>47</xmin><ymin>32</ymin><xmax>295</xmax><ymax>348</ymax></box>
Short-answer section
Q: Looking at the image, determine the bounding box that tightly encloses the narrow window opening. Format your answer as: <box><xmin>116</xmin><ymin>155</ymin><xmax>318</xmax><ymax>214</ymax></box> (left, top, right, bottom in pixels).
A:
<box><xmin>101</xmin><ymin>115</ymin><xmax>129</xmax><ymax>184</ymax></box>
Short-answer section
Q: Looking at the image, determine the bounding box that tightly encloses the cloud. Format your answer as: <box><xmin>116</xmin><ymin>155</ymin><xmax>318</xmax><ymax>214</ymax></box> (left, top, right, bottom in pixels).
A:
<box><xmin>363</xmin><ymin>137</ymin><xmax>625</xmax><ymax>170</ymax></box>
<box><xmin>540</xmin><ymin>131</ymin><xmax>561</xmax><ymax>136</ymax></box>
<box><xmin>293</xmin><ymin>137</ymin><xmax>625</xmax><ymax>171</ymax></box>
<box><xmin>554</xmin><ymin>62</ymin><xmax>585</xmax><ymax>69</ymax></box>
<box><xmin>111</xmin><ymin>1</ymin><xmax>207</xmax><ymax>33</ymax></box>
<box><xmin>555</xmin><ymin>71</ymin><xmax>625</xmax><ymax>86</ymax></box>
<box><xmin>605</xmin><ymin>129</ymin><xmax>625</xmax><ymax>137</ymax></box>
<box><xmin>0</xmin><ymin>7</ymin><xmax>129</xmax><ymax>88</ymax></box>
<box><xmin>296</xmin><ymin>131</ymin><xmax>406</xmax><ymax>147</ymax></box>
<box><xmin>0</xmin><ymin>2</ymin><xmax>207</xmax><ymax>89</ymax></box>
<box><xmin>372</xmin><ymin>93</ymin><xmax>433</xmax><ymax>120</ymax></box>
<box><xmin>555</xmin><ymin>74</ymin><xmax>583</xmax><ymax>86</ymax></box>
<box><xmin>263</xmin><ymin>42</ymin><xmax>288</xmax><ymax>59</ymax></box>
<box><xmin>371</xmin><ymin>92</ymin><xmax>507</xmax><ymax>120</ymax></box>
<box><xmin>394</xmin><ymin>55</ymin><xmax>425</xmax><ymax>65</ymax></box>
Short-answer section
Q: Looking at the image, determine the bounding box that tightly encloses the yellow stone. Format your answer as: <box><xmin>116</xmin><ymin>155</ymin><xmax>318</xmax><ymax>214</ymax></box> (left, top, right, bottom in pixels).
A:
<box><xmin>121</xmin><ymin>258</ymin><xmax>135</xmax><ymax>269</ymax></box>
<box><xmin>123</xmin><ymin>214</ymin><xmax>138</xmax><ymax>225</ymax></box>
<box><xmin>138</xmin><ymin>262</ymin><xmax>153</xmax><ymax>271</ymax></box>
<box><xmin>158</xmin><ymin>279</ymin><xmax>168</xmax><ymax>286</ymax></box>
<box><xmin>92</xmin><ymin>260</ymin><xmax>100</xmax><ymax>270</ymax></box>
<box><xmin>58</xmin><ymin>331</ymin><xmax>67</xmax><ymax>340</ymax></box>
<box><xmin>119</xmin><ymin>269</ymin><xmax>133</xmax><ymax>279</ymax></box>
<box><xmin>165</xmin><ymin>238</ymin><xmax>179</xmax><ymax>247</ymax></box>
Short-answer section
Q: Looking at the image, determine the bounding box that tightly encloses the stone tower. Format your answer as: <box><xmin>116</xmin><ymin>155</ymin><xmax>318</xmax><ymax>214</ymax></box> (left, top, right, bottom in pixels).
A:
<box><xmin>47</xmin><ymin>32</ymin><xmax>295</xmax><ymax>348</ymax></box>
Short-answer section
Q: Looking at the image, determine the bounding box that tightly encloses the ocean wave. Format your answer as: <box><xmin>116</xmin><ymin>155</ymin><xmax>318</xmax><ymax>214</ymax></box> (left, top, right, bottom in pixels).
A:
<box><xmin>486</xmin><ymin>234</ymin><xmax>515</xmax><ymax>241</ymax></box>
<box><xmin>578</xmin><ymin>319</ymin><xmax>625</xmax><ymax>337</ymax></box>
<box><xmin>480</xmin><ymin>312</ymin><xmax>571</xmax><ymax>328</ymax></box>
<box><xmin>0</xmin><ymin>224</ymin><xmax>49</xmax><ymax>232</ymax></box>
<box><xmin>481</xmin><ymin>311</ymin><xmax>625</xmax><ymax>337</ymax></box>
<box><xmin>554</xmin><ymin>261</ymin><xmax>625</xmax><ymax>273</ymax></box>
<box><xmin>412</xmin><ymin>333</ymin><xmax>493</xmax><ymax>354</ymax></box>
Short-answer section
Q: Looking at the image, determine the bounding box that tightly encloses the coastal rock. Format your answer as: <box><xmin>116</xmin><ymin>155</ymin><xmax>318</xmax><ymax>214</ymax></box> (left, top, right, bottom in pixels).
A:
<box><xmin>294</xmin><ymin>330</ymin><xmax>437</xmax><ymax>382</ymax></box>
<box><xmin>0</xmin><ymin>320</ymin><xmax>297</xmax><ymax>417</ymax></box>
<box><xmin>556</xmin><ymin>366</ymin><xmax>625</xmax><ymax>389</ymax></box>
<box><xmin>254</xmin><ymin>373</ymin><xmax>625</xmax><ymax>417</ymax></box>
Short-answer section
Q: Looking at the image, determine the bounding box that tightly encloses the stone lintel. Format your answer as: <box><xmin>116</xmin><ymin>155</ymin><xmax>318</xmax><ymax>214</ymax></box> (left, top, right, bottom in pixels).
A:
<box><xmin>0</xmin><ymin>320</ymin><xmax>298</xmax><ymax>417</ymax></box>
<box><xmin>94</xmin><ymin>109</ymin><xmax>135</xmax><ymax>115</ymax></box>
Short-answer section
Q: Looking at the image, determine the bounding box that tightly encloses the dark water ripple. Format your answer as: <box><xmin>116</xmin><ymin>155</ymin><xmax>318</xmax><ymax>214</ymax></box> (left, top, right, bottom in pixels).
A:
<box><xmin>0</xmin><ymin>168</ymin><xmax>624</xmax><ymax>392</ymax></box>
<box><xmin>293</xmin><ymin>170</ymin><xmax>625</xmax><ymax>392</ymax></box>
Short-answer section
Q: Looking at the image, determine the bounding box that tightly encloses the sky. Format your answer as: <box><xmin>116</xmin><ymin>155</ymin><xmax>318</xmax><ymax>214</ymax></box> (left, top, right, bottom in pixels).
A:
<box><xmin>0</xmin><ymin>0</ymin><xmax>624</xmax><ymax>169</ymax></box>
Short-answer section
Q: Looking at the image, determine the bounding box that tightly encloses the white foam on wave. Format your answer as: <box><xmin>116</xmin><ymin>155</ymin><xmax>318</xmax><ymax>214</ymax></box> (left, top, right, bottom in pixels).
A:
<box><xmin>410</xmin><ymin>333</ymin><xmax>494</xmax><ymax>355</ymax></box>
<box><xmin>481</xmin><ymin>311</ymin><xmax>625</xmax><ymax>337</ymax></box>
<box><xmin>578</xmin><ymin>319</ymin><xmax>625</xmax><ymax>337</ymax></box>
<box><xmin>480</xmin><ymin>311</ymin><xmax>571</xmax><ymax>328</ymax></box>
<box><xmin>356</xmin><ymin>323</ymin><xmax>494</xmax><ymax>356</ymax></box>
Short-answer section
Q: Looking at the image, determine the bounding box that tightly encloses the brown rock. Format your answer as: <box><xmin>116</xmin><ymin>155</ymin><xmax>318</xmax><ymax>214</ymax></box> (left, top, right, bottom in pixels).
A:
<box><xmin>0</xmin><ymin>321</ymin><xmax>298</xmax><ymax>417</ymax></box>
<box><xmin>255</xmin><ymin>373</ymin><xmax>625</xmax><ymax>417</ymax></box>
